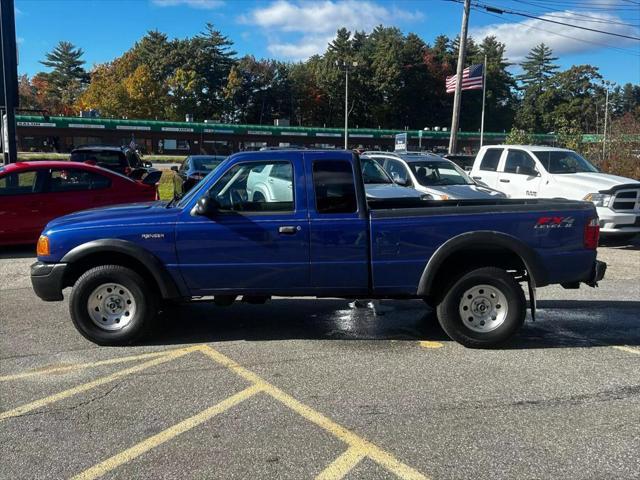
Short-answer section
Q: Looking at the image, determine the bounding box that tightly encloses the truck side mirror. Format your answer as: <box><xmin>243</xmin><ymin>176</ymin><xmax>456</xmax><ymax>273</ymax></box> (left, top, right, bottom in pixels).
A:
<box><xmin>192</xmin><ymin>196</ymin><xmax>219</xmax><ymax>217</ymax></box>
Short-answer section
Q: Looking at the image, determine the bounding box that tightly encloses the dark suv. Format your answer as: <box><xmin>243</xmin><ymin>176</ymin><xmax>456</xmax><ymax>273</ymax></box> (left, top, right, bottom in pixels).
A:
<box><xmin>70</xmin><ymin>145</ymin><xmax>153</xmax><ymax>177</ymax></box>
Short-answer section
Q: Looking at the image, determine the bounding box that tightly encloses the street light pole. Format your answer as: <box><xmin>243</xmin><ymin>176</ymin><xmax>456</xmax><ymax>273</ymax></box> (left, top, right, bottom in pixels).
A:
<box><xmin>337</xmin><ymin>60</ymin><xmax>358</xmax><ymax>150</ymax></box>
<box><xmin>602</xmin><ymin>82</ymin><xmax>610</xmax><ymax>161</ymax></box>
<box><xmin>344</xmin><ymin>65</ymin><xmax>349</xmax><ymax>149</ymax></box>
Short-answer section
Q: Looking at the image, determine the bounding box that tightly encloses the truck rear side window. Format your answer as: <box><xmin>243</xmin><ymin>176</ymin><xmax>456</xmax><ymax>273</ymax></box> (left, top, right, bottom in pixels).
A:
<box><xmin>479</xmin><ymin>149</ymin><xmax>503</xmax><ymax>171</ymax></box>
<box><xmin>313</xmin><ymin>161</ymin><xmax>357</xmax><ymax>214</ymax></box>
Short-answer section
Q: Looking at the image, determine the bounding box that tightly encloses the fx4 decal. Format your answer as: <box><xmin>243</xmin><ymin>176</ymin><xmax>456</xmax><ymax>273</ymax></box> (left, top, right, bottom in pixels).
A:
<box><xmin>535</xmin><ymin>216</ymin><xmax>575</xmax><ymax>229</ymax></box>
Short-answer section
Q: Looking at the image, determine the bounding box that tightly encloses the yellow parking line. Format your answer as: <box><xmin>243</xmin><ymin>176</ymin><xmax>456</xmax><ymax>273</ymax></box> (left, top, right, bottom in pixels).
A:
<box><xmin>419</xmin><ymin>341</ymin><xmax>443</xmax><ymax>349</ymax></box>
<box><xmin>612</xmin><ymin>345</ymin><xmax>640</xmax><ymax>355</ymax></box>
<box><xmin>71</xmin><ymin>384</ymin><xmax>262</xmax><ymax>480</ymax></box>
<box><xmin>198</xmin><ymin>345</ymin><xmax>429</xmax><ymax>480</ymax></box>
<box><xmin>0</xmin><ymin>346</ymin><xmax>197</xmax><ymax>421</ymax></box>
<box><xmin>0</xmin><ymin>350</ymin><xmax>175</xmax><ymax>382</ymax></box>
<box><xmin>316</xmin><ymin>446</ymin><xmax>366</xmax><ymax>480</ymax></box>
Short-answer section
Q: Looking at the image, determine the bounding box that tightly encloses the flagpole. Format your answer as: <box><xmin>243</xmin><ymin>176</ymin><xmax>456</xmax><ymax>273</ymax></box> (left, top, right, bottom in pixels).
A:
<box><xmin>480</xmin><ymin>54</ymin><xmax>487</xmax><ymax>148</ymax></box>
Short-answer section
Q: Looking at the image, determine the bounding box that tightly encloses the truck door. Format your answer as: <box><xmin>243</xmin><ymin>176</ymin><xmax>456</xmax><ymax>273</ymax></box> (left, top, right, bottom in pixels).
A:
<box><xmin>305</xmin><ymin>153</ymin><xmax>369</xmax><ymax>294</ymax></box>
<box><xmin>498</xmin><ymin>149</ymin><xmax>542</xmax><ymax>199</ymax></box>
<box><xmin>175</xmin><ymin>155</ymin><xmax>310</xmax><ymax>294</ymax></box>
<box><xmin>471</xmin><ymin>147</ymin><xmax>503</xmax><ymax>190</ymax></box>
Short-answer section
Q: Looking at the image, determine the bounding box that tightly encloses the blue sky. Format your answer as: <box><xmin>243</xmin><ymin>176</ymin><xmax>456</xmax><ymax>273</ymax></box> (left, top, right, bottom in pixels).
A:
<box><xmin>14</xmin><ymin>0</ymin><xmax>640</xmax><ymax>86</ymax></box>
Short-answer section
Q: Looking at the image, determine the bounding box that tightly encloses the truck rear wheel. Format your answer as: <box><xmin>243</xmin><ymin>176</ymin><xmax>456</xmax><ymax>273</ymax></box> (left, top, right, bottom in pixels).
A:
<box><xmin>436</xmin><ymin>267</ymin><xmax>526</xmax><ymax>348</ymax></box>
<box><xmin>69</xmin><ymin>265</ymin><xmax>157</xmax><ymax>346</ymax></box>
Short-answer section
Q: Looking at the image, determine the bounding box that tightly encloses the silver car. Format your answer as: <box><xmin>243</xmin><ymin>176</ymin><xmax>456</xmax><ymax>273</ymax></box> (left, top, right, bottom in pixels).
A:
<box><xmin>365</xmin><ymin>151</ymin><xmax>506</xmax><ymax>200</ymax></box>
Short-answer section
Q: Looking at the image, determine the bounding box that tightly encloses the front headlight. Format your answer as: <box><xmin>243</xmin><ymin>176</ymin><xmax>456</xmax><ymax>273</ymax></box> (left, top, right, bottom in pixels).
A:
<box><xmin>583</xmin><ymin>193</ymin><xmax>611</xmax><ymax>207</ymax></box>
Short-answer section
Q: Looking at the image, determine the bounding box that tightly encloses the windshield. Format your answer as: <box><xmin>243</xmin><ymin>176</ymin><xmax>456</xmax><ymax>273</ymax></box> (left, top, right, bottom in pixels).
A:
<box><xmin>175</xmin><ymin>167</ymin><xmax>218</xmax><ymax>208</ymax></box>
<box><xmin>192</xmin><ymin>156</ymin><xmax>225</xmax><ymax>172</ymax></box>
<box><xmin>71</xmin><ymin>150</ymin><xmax>124</xmax><ymax>166</ymax></box>
<box><xmin>533</xmin><ymin>150</ymin><xmax>598</xmax><ymax>174</ymax></box>
<box><xmin>407</xmin><ymin>160</ymin><xmax>473</xmax><ymax>186</ymax></box>
<box><xmin>360</xmin><ymin>157</ymin><xmax>392</xmax><ymax>184</ymax></box>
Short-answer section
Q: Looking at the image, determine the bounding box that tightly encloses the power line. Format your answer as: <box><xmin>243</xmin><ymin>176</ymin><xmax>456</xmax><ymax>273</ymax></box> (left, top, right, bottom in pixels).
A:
<box><xmin>510</xmin><ymin>1</ymin><xmax>640</xmax><ymax>27</ymax></box>
<box><xmin>472</xmin><ymin>7</ymin><xmax>640</xmax><ymax>57</ymax></box>
<box><xmin>470</xmin><ymin>0</ymin><xmax>640</xmax><ymax>40</ymax></box>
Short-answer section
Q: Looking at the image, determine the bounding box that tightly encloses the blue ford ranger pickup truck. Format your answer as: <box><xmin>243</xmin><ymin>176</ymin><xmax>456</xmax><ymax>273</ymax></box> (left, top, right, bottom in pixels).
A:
<box><xmin>31</xmin><ymin>150</ymin><xmax>606</xmax><ymax>348</ymax></box>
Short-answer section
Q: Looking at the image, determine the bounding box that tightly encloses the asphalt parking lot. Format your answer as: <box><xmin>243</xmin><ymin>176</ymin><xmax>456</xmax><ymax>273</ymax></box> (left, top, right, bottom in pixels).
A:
<box><xmin>1</xmin><ymin>240</ymin><xmax>639</xmax><ymax>480</ymax></box>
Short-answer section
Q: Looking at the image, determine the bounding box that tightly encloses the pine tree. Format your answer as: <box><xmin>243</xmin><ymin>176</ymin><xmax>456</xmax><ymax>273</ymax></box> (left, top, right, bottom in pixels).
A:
<box><xmin>40</xmin><ymin>41</ymin><xmax>88</xmax><ymax>86</ymax></box>
<box><xmin>516</xmin><ymin>43</ymin><xmax>558</xmax><ymax>90</ymax></box>
<box><xmin>39</xmin><ymin>41</ymin><xmax>89</xmax><ymax>113</ymax></box>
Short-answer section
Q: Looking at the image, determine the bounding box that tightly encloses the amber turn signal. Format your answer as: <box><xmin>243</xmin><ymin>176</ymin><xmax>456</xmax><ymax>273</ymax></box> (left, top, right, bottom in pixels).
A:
<box><xmin>36</xmin><ymin>235</ymin><xmax>50</xmax><ymax>256</ymax></box>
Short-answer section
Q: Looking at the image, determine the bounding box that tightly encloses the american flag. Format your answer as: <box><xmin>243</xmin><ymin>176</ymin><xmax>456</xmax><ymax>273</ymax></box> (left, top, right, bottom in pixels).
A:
<box><xmin>446</xmin><ymin>64</ymin><xmax>484</xmax><ymax>93</ymax></box>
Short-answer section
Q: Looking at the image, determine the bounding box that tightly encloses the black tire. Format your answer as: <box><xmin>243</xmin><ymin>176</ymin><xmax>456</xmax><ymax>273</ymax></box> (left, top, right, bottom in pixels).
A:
<box><xmin>436</xmin><ymin>267</ymin><xmax>526</xmax><ymax>348</ymax></box>
<box><xmin>69</xmin><ymin>265</ymin><xmax>158</xmax><ymax>346</ymax></box>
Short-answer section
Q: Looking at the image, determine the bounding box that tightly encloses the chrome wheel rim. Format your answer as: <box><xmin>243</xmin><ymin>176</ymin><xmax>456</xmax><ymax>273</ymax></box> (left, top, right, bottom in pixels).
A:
<box><xmin>87</xmin><ymin>283</ymin><xmax>136</xmax><ymax>331</ymax></box>
<box><xmin>458</xmin><ymin>284</ymin><xmax>508</xmax><ymax>333</ymax></box>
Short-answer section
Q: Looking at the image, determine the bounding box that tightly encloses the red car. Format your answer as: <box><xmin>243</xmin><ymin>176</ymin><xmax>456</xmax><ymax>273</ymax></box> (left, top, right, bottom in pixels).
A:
<box><xmin>0</xmin><ymin>161</ymin><xmax>160</xmax><ymax>246</ymax></box>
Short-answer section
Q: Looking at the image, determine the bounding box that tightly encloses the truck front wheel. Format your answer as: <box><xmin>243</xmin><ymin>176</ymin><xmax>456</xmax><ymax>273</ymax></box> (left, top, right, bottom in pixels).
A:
<box><xmin>436</xmin><ymin>267</ymin><xmax>526</xmax><ymax>348</ymax></box>
<box><xmin>69</xmin><ymin>265</ymin><xmax>157</xmax><ymax>345</ymax></box>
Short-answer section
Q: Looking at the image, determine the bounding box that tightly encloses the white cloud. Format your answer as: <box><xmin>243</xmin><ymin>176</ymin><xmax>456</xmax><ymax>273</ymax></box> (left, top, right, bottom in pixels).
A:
<box><xmin>268</xmin><ymin>35</ymin><xmax>336</xmax><ymax>59</ymax></box>
<box><xmin>472</xmin><ymin>10</ymin><xmax>640</xmax><ymax>62</ymax></box>
<box><xmin>151</xmin><ymin>0</ymin><xmax>223</xmax><ymax>9</ymax></box>
<box><xmin>240</xmin><ymin>0</ymin><xmax>423</xmax><ymax>60</ymax></box>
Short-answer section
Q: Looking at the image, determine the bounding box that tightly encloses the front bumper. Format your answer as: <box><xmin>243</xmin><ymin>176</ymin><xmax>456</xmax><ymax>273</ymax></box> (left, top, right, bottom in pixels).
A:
<box><xmin>30</xmin><ymin>262</ymin><xmax>67</xmax><ymax>301</ymax></box>
<box><xmin>597</xmin><ymin>207</ymin><xmax>640</xmax><ymax>233</ymax></box>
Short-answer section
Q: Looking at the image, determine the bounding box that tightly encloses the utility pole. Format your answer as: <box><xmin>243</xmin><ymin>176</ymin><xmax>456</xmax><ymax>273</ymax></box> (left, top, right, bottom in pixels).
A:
<box><xmin>0</xmin><ymin>0</ymin><xmax>18</xmax><ymax>164</ymax></box>
<box><xmin>448</xmin><ymin>0</ymin><xmax>471</xmax><ymax>155</ymax></box>
<box><xmin>337</xmin><ymin>60</ymin><xmax>358</xmax><ymax>150</ymax></box>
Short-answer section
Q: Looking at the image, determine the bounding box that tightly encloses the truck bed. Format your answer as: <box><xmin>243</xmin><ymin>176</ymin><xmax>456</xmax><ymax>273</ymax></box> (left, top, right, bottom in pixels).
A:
<box><xmin>367</xmin><ymin>197</ymin><xmax>596</xmax><ymax>294</ymax></box>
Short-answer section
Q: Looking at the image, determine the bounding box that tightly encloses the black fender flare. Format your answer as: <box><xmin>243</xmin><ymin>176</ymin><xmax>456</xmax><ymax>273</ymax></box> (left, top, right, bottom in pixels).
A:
<box><xmin>61</xmin><ymin>239</ymin><xmax>181</xmax><ymax>299</ymax></box>
<box><xmin>417</xmin><ymin>231</ymin><xmax>548</xmax><ymax>297</ymax></box>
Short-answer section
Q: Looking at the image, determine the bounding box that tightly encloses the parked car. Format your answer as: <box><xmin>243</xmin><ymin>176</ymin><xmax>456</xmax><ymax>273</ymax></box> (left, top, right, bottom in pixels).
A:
<box><xmin>71</xmin><ymin>145</ymin><xmax>153</xmax><ymax>178</ymax></box>
<box><xmin>470</xmin><ymin>145</ymin><xmax>640</xmax><ymax>238</ymax></box>
<box><xmin>245</xmin><ymin>155</ymin><xmax>430</xmax><ymax>205</ymax></box>
<box><xmin>172</xmin><ymin>155</ymin><xmax>226</xmax><ymax>195</ymax></box>
<box><xmin>365</xmin><ymin>151</ymin><xmax>506</xmax><ymax>200</ymax></box>
<box><xmin>31</xmin><ymin>150</ymin><xmax>605</xmax><ymax>348</ymax></box>
<box><xmin>0</xmin><ymin>161</ymin><xmax>160</xmax><ymax>246</ymax></box>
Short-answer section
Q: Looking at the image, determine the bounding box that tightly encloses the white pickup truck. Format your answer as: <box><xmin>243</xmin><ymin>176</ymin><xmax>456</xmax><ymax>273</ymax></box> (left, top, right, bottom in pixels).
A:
<box><xmin>470</xmin><ymin>145</ymin><xmax>640</xmax><ymax>237</ymax></box>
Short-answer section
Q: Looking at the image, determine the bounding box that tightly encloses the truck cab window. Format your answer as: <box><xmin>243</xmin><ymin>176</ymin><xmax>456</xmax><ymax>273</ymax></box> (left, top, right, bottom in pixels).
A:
<box><xmin>208</xmin><ymin>161</ymin><xmax>294</xmax><ymax>212</ymax></box>
<box><xmin>504</xmin><ymin>150</ymin><xmax>537</xmax><ymax>175</ymax></box>
<box><xmin>479</xmin><ymin>149</ymin><xmax>503</xmax><ymax>171</ymax></box>
<box><xmin>313</xmin><ymin>160</ymin><xmax>357</xmax><ymax>214</ymax></box>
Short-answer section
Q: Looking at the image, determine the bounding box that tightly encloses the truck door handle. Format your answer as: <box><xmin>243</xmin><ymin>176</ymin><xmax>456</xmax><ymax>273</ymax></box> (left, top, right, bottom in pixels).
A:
<box><xmin>472</xmin><ymin>176</ymin><xmax>482</xmax><ymax>180</ymax></box>
<box><xmin>278</xmin><ymin>225</ymin><xmax>300</xmax><ymax>235</ymax></box>
<box><xmin>500</xmin><ymin>179</ymin><xmax>510</xmax><ymax>183</ymax></box>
